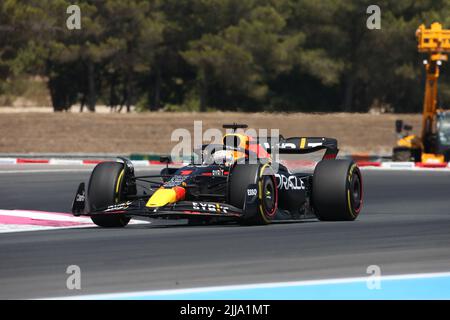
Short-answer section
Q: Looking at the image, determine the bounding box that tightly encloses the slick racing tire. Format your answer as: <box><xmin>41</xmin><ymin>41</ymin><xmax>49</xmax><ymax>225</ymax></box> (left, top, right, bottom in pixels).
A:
<box><xmin>229</xmin><ymin>163</ymin><xmax>278</xmax><ymax>225</ymax></box>
<box><xmin>312</xmin><ymin>160</ymin><xmax>362</xmax><ymax>221</ymax></box>
<box><xmin>88</xmin><ymin>162</ymin><xmax>131</xmax><ymax>227</ymax></box>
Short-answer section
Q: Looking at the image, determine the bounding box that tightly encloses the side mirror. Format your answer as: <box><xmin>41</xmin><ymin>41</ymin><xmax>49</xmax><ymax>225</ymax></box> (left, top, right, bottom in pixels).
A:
<box><xmin>404</xmin><ymin>124</ymin><xmax>413</xmax><ymax>131</ymax></box>
<box><xmin>159</xmin><ymin>155</ymin><xmax>172</xmax><ymax>164</ymax></box>
<box><xmin>395</xmin><ymin>120</ymin><xmax>403</xmax><ymax>133</ymax></box>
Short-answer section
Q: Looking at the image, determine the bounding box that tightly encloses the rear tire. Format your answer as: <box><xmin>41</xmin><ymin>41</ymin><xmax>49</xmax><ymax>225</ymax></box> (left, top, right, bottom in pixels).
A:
<box><xmin>312</xmin><ymin>160</ymin><xmax>362</xmax><ymax>221</ymax></box>
<box><xmin>229</xmin><ymin>163</ymin><xmax>278</xmax><ymax>225</ymax></box>
<box><xmin>88</xmin><ymin>162</ymin><xmax>131</xmax><ymax>227</ymax></box>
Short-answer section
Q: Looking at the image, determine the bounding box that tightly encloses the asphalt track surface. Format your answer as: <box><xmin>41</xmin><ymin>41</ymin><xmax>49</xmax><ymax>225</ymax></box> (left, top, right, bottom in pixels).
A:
<box><xmin>0</xmin><ymin>164</ymin><xmax>450</xmax><ymax>299</ymax></box>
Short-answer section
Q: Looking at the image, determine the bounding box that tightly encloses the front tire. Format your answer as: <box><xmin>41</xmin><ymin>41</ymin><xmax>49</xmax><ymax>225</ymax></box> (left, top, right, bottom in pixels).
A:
<box><xmin>88</xmin><ymin>162</ymin><xmax>131</xmax><ymax>227</ymax></box>
<box><xmin>229</xmin><ymin>163</ymin><xmax>278</xmax><ymax>225</ymax></box>
<box><xmin>312</xmin><ymin>160</ymin><xmax>362</xmax><ymax>221</ymax></box>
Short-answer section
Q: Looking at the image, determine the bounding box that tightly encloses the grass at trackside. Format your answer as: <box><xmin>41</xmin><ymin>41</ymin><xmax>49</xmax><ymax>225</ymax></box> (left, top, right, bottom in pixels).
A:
<box><xmin>0</xmin><ymin>111</ymin><xmax>421</xmax><ymax>155</ymax></box>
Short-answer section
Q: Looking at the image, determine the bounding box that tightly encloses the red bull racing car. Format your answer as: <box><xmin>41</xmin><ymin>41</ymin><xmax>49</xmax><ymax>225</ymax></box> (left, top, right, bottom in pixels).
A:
<box><xmin>71</xmin><ymin>124</ymin><xmax>363</xmax><ymax>227</ymax></box>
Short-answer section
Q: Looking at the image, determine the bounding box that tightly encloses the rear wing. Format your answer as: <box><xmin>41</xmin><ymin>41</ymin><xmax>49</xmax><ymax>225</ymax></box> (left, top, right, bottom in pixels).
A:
<box><xmin>261</xmin><ymin>137</ymin><xmax>338</xmax><ymax>160</ymax></box>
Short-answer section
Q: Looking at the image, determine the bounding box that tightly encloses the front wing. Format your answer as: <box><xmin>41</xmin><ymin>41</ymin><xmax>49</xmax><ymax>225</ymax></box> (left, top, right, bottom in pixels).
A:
<box><xmin>72</xmin><ymin>182</ymin><xmax>259</xmax><ymax>221</ymax></box>
<box><xmin>93</xmin><ymin>200</ymin><xmax>244</xmax><ymax>219</ymax></box>
<box><xmin>72</xmin><ymin>183</ymin><xmax>246</xmax><ymax>220</ymax></box>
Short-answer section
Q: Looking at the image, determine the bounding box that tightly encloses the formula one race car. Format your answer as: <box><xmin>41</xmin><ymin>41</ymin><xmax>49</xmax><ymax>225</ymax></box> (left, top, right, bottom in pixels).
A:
<box><xmin>71</xmin><ymin>124</ymin><xmax>363</xmax><ymax>227</ymax></box>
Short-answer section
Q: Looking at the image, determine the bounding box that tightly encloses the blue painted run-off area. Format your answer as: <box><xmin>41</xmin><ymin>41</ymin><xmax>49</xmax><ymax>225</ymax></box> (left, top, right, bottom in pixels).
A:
<box><xmin>107</xmin><ymin>274</ymin><xmax>450</xmax><ymax>300</ymax></box>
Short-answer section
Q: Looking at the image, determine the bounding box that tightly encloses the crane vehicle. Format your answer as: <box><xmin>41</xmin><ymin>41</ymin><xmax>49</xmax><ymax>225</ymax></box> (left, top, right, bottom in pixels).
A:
<box><xmin>394</xmin><ymin>22</ymin><xmax>450</xmax><ymax>163</ymax></box>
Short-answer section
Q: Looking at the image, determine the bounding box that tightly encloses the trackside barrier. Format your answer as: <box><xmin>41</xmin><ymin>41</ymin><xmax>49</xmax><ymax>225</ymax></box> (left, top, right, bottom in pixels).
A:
<box><xmin>416</xmin><ymin>162</ymin><xmax>449</xmax><ymax>168</ymax></box>
<box><xmin>355</xmin><ymin>161</ymin><xmax>382</xmax><ymax>167</ymax></box>
<box><xmin>381</xmin><ymin>162</ymin><xmax>416</xmax><ymax>169</ymax></box>
<box><xmin>48</xmin><ymin>159</ymin><xmax>84</xmax><ymax>165</ymax></box>
<box><xmin>0</xmin><ymin>158</ymin><xmax>181</xmax><ymax>166</ymax></box>
<box><xmin>16</xmin><ymin>158</ymin><xmax>50</xmax><ymax>164</ymax></box>
<box><xmin>0</xmin><ymin>158</ymin><xmax>18</xmax><ymax>164</ymax></box>
<box><xmin>356</xmin><ymin>161</ymin><xmax>450</xmax><ymax>170</ymax></box>
<box><xmin>1</xmin><ymin>157</ymin><xmax>450</xmax><ymax>170</ymax></box>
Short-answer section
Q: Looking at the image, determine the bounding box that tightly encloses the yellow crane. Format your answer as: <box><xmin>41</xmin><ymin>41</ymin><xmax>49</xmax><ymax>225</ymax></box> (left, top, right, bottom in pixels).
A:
<box><xmin>394</xmin><ymin>22</ymin><xmax>450</xmax><ymax>163</ymax></box>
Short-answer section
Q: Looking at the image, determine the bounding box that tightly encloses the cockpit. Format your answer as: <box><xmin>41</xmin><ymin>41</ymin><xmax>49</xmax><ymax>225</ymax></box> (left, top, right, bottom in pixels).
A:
<box><xmin>437</xmin><ymin>112</ymin><xmax>450</xmax><ymax>146</ymax></box>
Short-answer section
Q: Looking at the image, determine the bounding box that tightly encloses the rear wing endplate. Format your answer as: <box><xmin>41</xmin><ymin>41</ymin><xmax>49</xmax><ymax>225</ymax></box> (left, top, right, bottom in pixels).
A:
<box><xmin>262</xmin><ymin>137</ymin><xmax>338</xmax><ymax>159</ymax></box>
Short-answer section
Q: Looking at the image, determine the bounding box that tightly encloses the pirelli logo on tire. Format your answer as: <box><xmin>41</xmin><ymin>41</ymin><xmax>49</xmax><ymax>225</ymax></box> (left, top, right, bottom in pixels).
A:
<box><xmin>348</xmin><ymin>163</ymin><xmax>357</xmax><ymax>183</ymax></box>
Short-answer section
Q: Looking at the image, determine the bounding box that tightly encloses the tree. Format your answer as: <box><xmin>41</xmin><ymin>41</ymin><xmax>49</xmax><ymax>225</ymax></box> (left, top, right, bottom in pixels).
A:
<box><xmin>183</xmin><ymin>3</ymin><xmax>303</xmax><ymax>110</ymax></box>
<box><xmin>4</xmin><ymin>0</ymin><xmax>450</xmax><ymax>113</ymax></box>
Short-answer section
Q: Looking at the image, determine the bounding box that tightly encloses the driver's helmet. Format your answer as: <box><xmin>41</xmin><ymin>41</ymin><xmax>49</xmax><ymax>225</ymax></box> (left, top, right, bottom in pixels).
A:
<box><xmin>211</xmin><ymin>149</ymin><xmax>235</xmax><ymax>165</ymax></box>
<box><xmin>222</xmin><ymin>133</ymin><xmax>247</xmax><ymax>160</ymax></box>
